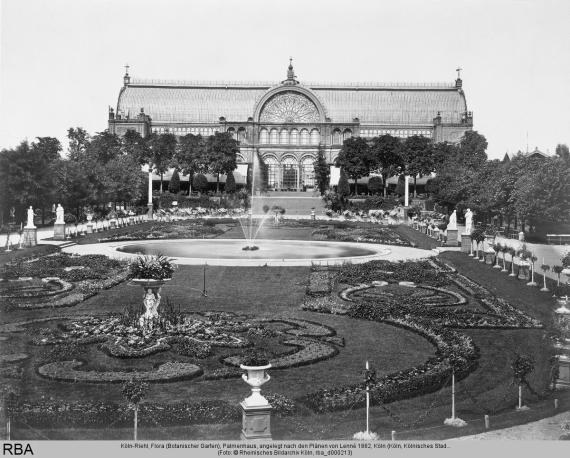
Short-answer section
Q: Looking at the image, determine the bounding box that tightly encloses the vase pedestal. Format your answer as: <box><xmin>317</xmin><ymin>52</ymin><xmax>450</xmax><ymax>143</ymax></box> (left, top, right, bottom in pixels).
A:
<box><xmin>54</xmin><ymin>223</ymin><xmax>66</xmax><ymax>241</ymax></box>
<box><xmin>460</xmin><ymin>234</ymin><xmax>471</xmax><ymax>253</ymax></box>
<box><xmin>21</xmin><ymin>227</ymin><xmax>37</xmax><ymax>247</ymax></box>
<box><xmin>556</xmin><ymin>356</ymin><xmax>570</xmax><ymax>389</ymax></box>
<box><xmin>240</xmin><ymin>403</ymin><xmax>272</xmax><ymax>440</ymax></box>
<box><xmin>446</xmin><ymin>229</ymin><xmax>458</xmax><ymax>246</ymax></box>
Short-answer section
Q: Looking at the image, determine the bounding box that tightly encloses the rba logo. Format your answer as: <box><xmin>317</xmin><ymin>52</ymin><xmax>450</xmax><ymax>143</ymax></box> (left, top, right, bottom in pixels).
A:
<box><xmin>2</xmin><ymin>444</ymin><xmax>34</xmax><ymax>455</ymax></box>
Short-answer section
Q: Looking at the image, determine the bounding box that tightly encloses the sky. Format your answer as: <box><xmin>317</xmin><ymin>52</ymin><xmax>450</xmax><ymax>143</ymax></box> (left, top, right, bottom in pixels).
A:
<box><xmin>1</xmin><ymin>0</ymin><xmax>569</xmax><ymax>160</ymax></box>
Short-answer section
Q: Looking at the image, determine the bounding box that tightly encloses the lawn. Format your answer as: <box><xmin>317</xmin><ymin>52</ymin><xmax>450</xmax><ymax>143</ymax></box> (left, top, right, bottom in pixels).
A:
<box><xmin>1</xmin><ymin>221</ymin><xmax>567</xmax><ymax>440</ymax></box>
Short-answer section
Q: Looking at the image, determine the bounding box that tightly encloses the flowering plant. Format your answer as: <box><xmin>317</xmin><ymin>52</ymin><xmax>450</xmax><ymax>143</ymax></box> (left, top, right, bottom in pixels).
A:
<box><xmin>128</xmin><ymin>254</ymin><xmax>176</xmax><ymax>280</ymax></box>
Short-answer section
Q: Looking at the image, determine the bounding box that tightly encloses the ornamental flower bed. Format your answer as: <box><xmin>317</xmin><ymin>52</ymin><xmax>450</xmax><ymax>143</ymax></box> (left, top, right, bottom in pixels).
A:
<box><xmin>298</xmin><ymin>258</ymin><xmax>542</xmax><ymax>413</ymax></box>
<box><xmin>98</xmin><ymin>221</ymin><xmax>226</xmax><ymax>243</ymax></box>
<box><xmin>311</xmin><ymin>227</ymin><xmax>411</xmax><ymax>246</ymax></box>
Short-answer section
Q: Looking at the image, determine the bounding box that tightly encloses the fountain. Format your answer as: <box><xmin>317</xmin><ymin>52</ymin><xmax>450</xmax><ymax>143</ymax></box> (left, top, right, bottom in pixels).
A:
<box><xmin>238</xmin><ymin>150</ymin><xmax>270</xmax><ymax>251</ymax></box>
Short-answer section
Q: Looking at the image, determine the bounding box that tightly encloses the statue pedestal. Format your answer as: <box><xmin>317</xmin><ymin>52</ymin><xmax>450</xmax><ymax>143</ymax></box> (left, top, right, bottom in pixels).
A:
<box><xmin>461</xmin><ymin>234</ymin><xmax>472</xmax><ymax>253</ymax></box>
<box><xmin>86</xmin><ymin>224</ymin><xmax>93</xmax><ymax>234</ymax></box>
<box><xmin>446</xmin><ymin>229</ymin><xmax>458</xmax><ymax>246</ymax></box>
<box><xmin>147</xmin><ymin>203</ymin><xmax>153</xmax><ymax>221</ymax></box>
<box><xmin>22</xmin><ymin>227</ymin><xmax>37</xmax><ymax>247</ymax></box>
<box><xmin>240</xmin><ymin>402</ymin><xmax>272</xmax><ymax>440</ymax></box>
<box><xmin>54</xmin><ymin>223</ymin><xmax>66</xmax><ymax>241</ymax></box>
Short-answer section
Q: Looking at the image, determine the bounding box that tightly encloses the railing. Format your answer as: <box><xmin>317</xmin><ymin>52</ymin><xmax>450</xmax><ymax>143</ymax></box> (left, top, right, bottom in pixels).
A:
<box><xmin>547</xmin><ymin>234</ymin><xmax>570</xmax><ymax>245</ymax></box>
<box><xmin>129</xmin><ymin>78</ymin><xmax>455</xmax><ymax>90</ymax></box>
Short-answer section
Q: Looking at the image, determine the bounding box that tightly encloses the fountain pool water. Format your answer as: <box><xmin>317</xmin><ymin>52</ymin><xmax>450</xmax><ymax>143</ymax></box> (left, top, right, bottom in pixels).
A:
<box><xmin>63</xmin><ymin>239</ymin><xmax>435</xmax><ymax>266</ymax></box>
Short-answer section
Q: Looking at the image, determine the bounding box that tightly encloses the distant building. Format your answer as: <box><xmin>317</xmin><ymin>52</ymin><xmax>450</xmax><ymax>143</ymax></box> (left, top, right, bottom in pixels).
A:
<box><xmin>503</xmin><ymin>147</ymin><xmax>549</xmax><ymax>162</ymax></box>
<box><xmin>109</xmin><ymin>61</ymin><xmax>473</xmax><ymax>191</ymax></box>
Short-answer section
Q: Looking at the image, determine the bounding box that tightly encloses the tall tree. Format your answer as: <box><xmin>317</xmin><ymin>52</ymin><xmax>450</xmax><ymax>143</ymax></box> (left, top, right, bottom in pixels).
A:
<box><xmin>370</xmin><ymin>134</ymin><xmax>403</xmax><ymax>196</ymax></box>
<box><xmin>67</xmin><ymin>127</ymin><xmax>90</xmax><ymax>161</ymax></box>
<box><xmin>86</xmin><ymin>131</ymin><xmax>121</xmax><ymax>164</ymax></box>
<box><xmin>457</xmin><ymin>130</ymin><xmax>488</xmax><ymax>169</ymax></box>
<box><xmin>204</xmin><ymin>132</ymin><xmax>239</xmax><ymax>193</ymax></box>
<box><xmin>145</xmin><ymin>133</ymin><xmax>177</xmax><ymax>193</ymax></box>
<box><xmin>103</xmin><ymin>155</ymin><xmax>146</xmax><ymax>205</ymax></box>
<box><xmin>401</xmin><ymin>135</ymin><xmax>433</xmax><ymax>197</ymax></box>
<box><xmin>225</xmin><ymin>171</ymin><xmax>236</xmax><ymax>194</ymax></box>
<box><xmin>337</xmin><ymin>168</ymin><xmax>350</xmax><ymax>197</ymax></box>
<box><xmin>335</xmin><ymin>137</ymin><xmax>374</xmax><ymax>195</ymax></box>
<box><xmin>313</xmin><ymin>143</ymin><xmax>330</xmax><ymax>195</ymax></box>
<box><xmin>176</xmin><ymin>134</ymin><xmax>207</xmax><ymax>195</ymax></box>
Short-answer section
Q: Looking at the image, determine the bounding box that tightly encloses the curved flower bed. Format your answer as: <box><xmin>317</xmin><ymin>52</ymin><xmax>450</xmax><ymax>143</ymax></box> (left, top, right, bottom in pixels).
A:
<box><xmin>0</xmin><ymin>278</ymin><xmax>73</xmax><ymax>298</ymax></box>
<box><xmin>223</xmin><ymin>337</ymin><xmax>338</xmax><ymax>370</ymax></box>
<box><xmin>37</xmin><ymin>360</ymin><xmax>203</xmax><ymax>383</ymax></box>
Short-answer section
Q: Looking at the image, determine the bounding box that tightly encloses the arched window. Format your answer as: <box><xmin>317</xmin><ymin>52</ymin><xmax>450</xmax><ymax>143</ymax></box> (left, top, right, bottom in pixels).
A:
<box><xmin>259</xmin><ymin>128</ymin><xmax>269</xmax><ymax>144</ymax></box>
<box><xmin>300</xmin><ymin>129</ymin><xmax>309</xmax><ymax>145</ymax></box>
<box><xmin>343</xmin><ymin>129</ymin><xmax>352</xmax><ymax>141</ymax></box>
<box><xmin>237</xmin><ymin>128</ymin><xmax>246</xmax><ymax>142</ymax></box>
<box><xmin>263</xmin><ymin>156</ymin><xmax>279</xmax><ymax>189</ymax></box>
<box><xmin>332</xmin><ymin>129</ymin><xmax>342</xmax><ymax>144</ymax></box>
<box><xmin>280</xmin><ymin>129</ymin><xmax>289</xmax><ymax>145</ymax></box>
<box><xmin>227</xmin><ymin>127</ymin><xmax>236</xmax><ymax>139</ymax></box>
<box><xmin>270</xmin><ymin>129</ymin><xmax>279</xmax><ymax>145</ymax></box>
<box><xmin>310</xmin><ymin>129</ymin><xmax>320</xmax><ymax>145</ymax></box>
<box><xmin>290</xmin><ymin>129</ymin><xmax>299</xmax><ymax>145</ymax></box>
<box><xmin>236</xmin><ymin>153</ymin><xmax>246</xmax><ymax>163</ymax></box>
<box><xmin>301</xmin><ymin>156</ymin><xmax>316</xmax><ymax>188</ymax></box>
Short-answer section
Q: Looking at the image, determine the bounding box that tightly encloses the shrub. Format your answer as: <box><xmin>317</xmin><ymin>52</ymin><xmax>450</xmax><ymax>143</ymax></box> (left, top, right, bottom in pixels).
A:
<box><xmin>368</xmin><ymin>176</ymin><xmax>383</xmax><ymax>195</ymax></box>
<box><xmin>338</xmin><ymin>169</ymin><xmax>350</xmax><ymax>197</ymax></box>
<box><xmin>225</xmin><ymin>171</ymin><xmax>236</xmax><ymax>193</ymax></box>
<box><xmin>168</xmin><ymin>169</ymin><xmax>181</xmax><ymax>194</ymax></box>
<box><xmin>193</xmin><ymin>174</ymin><xmax>209</xmax><ymax>193</ymax></box>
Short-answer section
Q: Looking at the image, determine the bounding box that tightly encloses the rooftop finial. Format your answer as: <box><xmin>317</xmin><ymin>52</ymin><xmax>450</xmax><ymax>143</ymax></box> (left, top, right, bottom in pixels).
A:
<box><xmin>283</xmin><ymin>57</ymin><xmax>298</xmax><ymax>85</ymax></box>
<box><xmin>455</xmin><ymin>67</ymin><xmax>462</xmax><ymax>89</ymax></box>
<box><xmin>123</xmin><ymin>64</ymin><xmax>131</xmax><ymax>86</ymax></box>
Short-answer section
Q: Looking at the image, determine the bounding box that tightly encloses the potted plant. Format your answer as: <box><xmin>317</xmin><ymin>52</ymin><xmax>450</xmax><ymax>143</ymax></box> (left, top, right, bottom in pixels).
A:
<box><xmin>553</xmin><ymin>265</ymin><xmax>564</xmax><ymax>287</ymax></box>
<box><xmin>471</xmin><ymin>228</ymin><xmax>485</xmax><ymax>261</ymax></box>
<box><xmin>508</xmin><ymin>247</ymin><xmax>517</xmax><ymax>277</ymax></box>
<box><xmin>516</xmin><ymin>246</ymin><xmax>532</xmax><ymax>281</ymax></box>
<box><xmin>540</xmin><ymin>264</ymin><xmax>550</xmax><ymax>292</ymax></box>
<box><xmin>492</xmin><ymin>244</ymin><xmax>502</xmax><ymax>269</ymax></box>
<box><xmin>527</xmin><ymin>255</ymin><xmax>538</xmax><ymax>287</ymax></box>
<box><xmin>129</xmin><ymin>254</ymin><xmax>176</xmax><ymax>325</ymax></box>
<box><xmin>499</xmin><ymin>244</ymin><xmax>509</xmax><ymax>272</ymax></box>
<box><xmin>239</xmin><ymin>351</ymin><xmax>272</xmax><ymax>408</ymax></box>
<box><xmin>108</xmin><ymin>210</ymin><xmax>118</xmax><ymax>229</ymax></box>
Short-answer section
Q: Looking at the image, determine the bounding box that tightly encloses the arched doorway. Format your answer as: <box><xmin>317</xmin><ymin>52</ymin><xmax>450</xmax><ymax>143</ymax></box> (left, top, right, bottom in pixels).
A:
<box><xmin>301</xmin><ymin>156</ymin><xmax>316</xmax><ymax>190</ymax></box>
<box><xmin>281</xmin><ymin>156</ymin><xmax>298</xmax><ymax>191</ymax></box>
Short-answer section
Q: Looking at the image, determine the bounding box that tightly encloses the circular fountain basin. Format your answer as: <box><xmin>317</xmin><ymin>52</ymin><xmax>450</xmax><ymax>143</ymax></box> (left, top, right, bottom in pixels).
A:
<box><xmin>62</xmin><ymin>239</ymin><xmax>435</xmax><ymax>266</ymax></box>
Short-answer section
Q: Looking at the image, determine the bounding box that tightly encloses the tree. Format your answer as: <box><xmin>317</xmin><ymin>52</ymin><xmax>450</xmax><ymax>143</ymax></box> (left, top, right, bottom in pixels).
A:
<box><xmin>176</xmin><ymin>134</ymin><xmax>207</xmax><ymax>195</ymax></box>
<box><xmin>370</xmin><ymin>135</ymin><xmax>403</xmax><ymax>196</ymax></box>
<box><xmin>122</xmin><ymin>380</ymin><xmax>149</xmax><ymax>441</ymax></box>
<box><xmin>511</xmin><ymin>157</ymin><xmax>570</xmax><ymax>229</ymax></box>
<box><xmin>368</xmin><ymin>176</ymin><xmax>383</xmax><ymax>195</ymax></box>
<box><xmin>103</xmin><ymin>155</ymin><xmax>146</xmax><ymax>204</ymax></box>
<box><xmin>168</xmin><ymin>169</ymin><xmax>181</xmax><ymax>194</ymax></box>
<box><xmin>313</xmin><ymin>144</ymin><xmax>330</xmax><ymax>195</ymax></box>
<box><xmin>337</xmin><ymin>168</ymin><xmax>350</xmax><ymax>197</ymax></box>
<box><xmin>225</xmin><ymin>170</ymin><xmax>236</xmax><ymax>193</ymax></box>
<box><xmin>555</xmin><ymin>144</ymin><xmax>569</xmax><ymax>162</ymax></box>
<box><xmin>335</xmin><ymin>137</ymin><xmax>374</xmax><ymax>195</ymax></box>
<box><xmin>204</xmin><ymin>132</ymin><xmax>239</xmax><ymax>193</ymax></box>
<box><xmin>145</xmin><ymin>133</ymin><xmax>177</xmax><ymax>193</ymax></box>
<box><xmin>86</xmin><ymin>131</ymin><xmax>121</xmax><ymax>164</ymax></box>
<box><xmin>458</xmin><ymin>131</ymin><xmax>488</xmax><ymax>169</ymax></box>
<box><xmin>67</xmin><ymin>127</ymin><xmax>90</xmax><ymax>161</ymax></box>
<box><xmin>401</xmin><ymin>135</ymin><xmax>434</xmax><ymax>197</ymax></box>
<box><xmin>192</xmin><ymin>173</ymin><xmax>209</xmax><ymax>194</ymax></box>
<box><xmin>52</xmin><ymin>158</ymin><xmax>95</xmax><ymax>214</ymax></box>
<box><xmin>121</xmin><ymin>129</ymin><xmax>149</xmax><ymax>164</ymax></box>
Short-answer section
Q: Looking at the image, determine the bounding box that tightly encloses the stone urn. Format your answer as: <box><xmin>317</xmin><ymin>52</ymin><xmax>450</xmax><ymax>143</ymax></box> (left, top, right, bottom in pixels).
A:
<box><xmin>131</xmin><ymin>278</ymin><xmax>171</xmax><ymax>326</ymax></box>
<box><xmin>240</xmin><ymin>363</ymin><xmax>272</xmax><ymax>408</ymax></box>
<box><xmin>517</xmin><ymin>260</ymin><xmax>531</xmax><ymax>280</ymax></box>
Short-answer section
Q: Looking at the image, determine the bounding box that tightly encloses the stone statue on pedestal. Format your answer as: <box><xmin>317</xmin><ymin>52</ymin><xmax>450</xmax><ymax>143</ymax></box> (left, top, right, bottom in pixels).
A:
<box><xmin>464</xmin><ymin>208</ymin><xmax>473</xmax><ymax>235</ymax></box>
<box><xmin>25</xmin><ymin>206</ymin><xmax>36</xmax><ymax>229</ymax></box>
<box><xmin>447</xmin><ymin>210</ymin><xmax>457</xmax><ymax>231</ymax></box>
<box><xmin>56</xmin><ymin>204</ymin><xmax>64</xmax><ymax>224</ymax></box>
